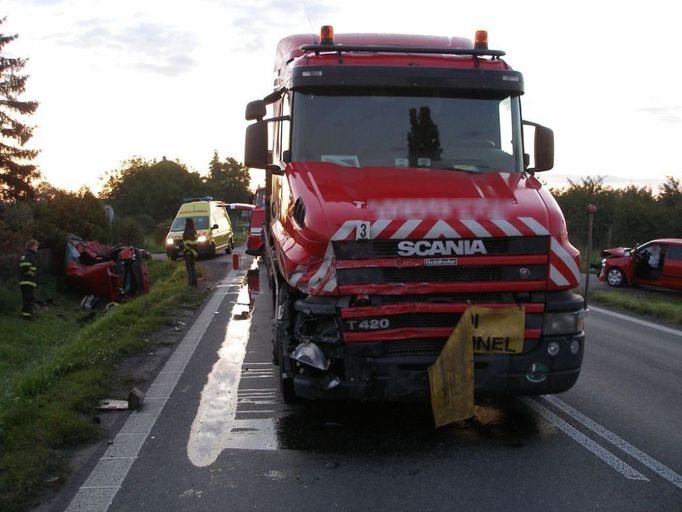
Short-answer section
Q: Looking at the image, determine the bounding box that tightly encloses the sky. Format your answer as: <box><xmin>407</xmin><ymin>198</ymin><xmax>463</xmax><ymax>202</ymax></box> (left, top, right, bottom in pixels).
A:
<box><xmin>0</xmin><ymin>0</ymin><xmax>680</xmax><ymax>193</ymax></box>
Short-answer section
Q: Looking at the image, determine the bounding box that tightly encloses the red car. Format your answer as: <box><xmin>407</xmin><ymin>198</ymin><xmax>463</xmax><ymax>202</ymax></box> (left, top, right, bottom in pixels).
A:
<box><xmin>65</xmin><ymin>235</ymin><xmax>151</xmax><ymax>302</ymax></box>
<box><xmin>599</xmin><ymin>238</ymin><xmax>682</xmax><ymax>290</ymax></box>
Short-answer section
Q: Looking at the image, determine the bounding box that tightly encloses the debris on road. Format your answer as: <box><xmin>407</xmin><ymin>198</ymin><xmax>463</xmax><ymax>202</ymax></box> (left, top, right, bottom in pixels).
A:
<box><xmin>96</xmin><ymin>387</ymin><xmax>145</xmax><ymax>411</ymax></box>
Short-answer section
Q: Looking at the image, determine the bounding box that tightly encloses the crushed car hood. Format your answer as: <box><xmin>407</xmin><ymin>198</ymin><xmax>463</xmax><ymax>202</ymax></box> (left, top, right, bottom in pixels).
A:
<box><xmin>601</xmin><ymin>247</ymin><xmax>632</xmax><ymax>258</ymax></box>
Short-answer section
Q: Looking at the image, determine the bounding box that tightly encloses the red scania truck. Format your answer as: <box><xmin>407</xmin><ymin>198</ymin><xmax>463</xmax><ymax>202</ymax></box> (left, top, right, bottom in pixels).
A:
<box><xmin>244</xmin><ymin>27</ymin><xmax>587</xmax><ymax>402</ymax></box>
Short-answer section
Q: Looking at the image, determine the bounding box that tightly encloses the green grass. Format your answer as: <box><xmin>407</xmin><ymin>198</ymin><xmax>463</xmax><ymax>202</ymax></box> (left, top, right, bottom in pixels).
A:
<box><xmin>590</xmin><ymin>290</ymin><xmax>682</xmax><ymax>326</ymax></box>
<box><xmin>0</xmin><ymin>260</ymin><xmax>207</xmax><ymax>512</ymax></box>
<box><xmin>143</xmin><ymin>235</ymin><xmax>165</xmax><ymax>254</ymax></box>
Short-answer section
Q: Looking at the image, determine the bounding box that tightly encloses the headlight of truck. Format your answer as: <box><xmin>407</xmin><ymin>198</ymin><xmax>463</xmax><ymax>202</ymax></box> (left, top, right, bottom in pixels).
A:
<box><xmin>543</xmin><ymin>310</ymin><xmax>588</xmax><ymax>336</ymax></box>
<box><xmin>197</xmin><ymin>235</ymin><xmax>207</xmax><ymax>243</ymax></box>
<box><xmin>166</xmin><ymin>238</ymin><xmax>174</xmax><ymax>246</ymax></box>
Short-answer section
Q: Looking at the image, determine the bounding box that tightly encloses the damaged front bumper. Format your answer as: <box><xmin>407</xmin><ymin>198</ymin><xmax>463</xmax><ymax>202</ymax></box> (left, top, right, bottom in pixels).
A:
<box><xmin>289</xmin><ymin>332</ymin><xmax>584</xmax><ymax>402</ymax></box>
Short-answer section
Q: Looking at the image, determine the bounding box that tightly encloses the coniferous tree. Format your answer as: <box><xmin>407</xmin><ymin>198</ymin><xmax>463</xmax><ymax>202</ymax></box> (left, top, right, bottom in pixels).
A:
<box><xmin>0</xmin><ymin>18</ymin><xmax>39</xmax><ymax>201</ymax></box>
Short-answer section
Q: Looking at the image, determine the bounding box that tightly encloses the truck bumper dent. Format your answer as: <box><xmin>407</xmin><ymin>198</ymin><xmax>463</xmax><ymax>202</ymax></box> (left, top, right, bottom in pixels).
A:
<box><xmin>292</xmin><ymin>332</ymin><xmax>585</xmax><ymax>401</ymax></box>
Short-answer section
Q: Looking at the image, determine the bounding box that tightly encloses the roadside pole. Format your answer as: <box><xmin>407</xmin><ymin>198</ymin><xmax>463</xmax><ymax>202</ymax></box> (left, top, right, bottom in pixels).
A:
<box><xmin>584</xmin><ymin>204</ymin><xmax>597</xmax><ymax>309</ymax></box>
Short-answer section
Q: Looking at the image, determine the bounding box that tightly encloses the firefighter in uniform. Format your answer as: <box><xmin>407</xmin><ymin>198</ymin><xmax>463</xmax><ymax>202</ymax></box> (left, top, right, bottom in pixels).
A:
<box><xmin>182</xmin><ymin>218</ymin><xmax>198</xmax><ymax>287</ymax></box>
<box><xmin>19</xmin><ymin>239</ymin><xmax>39</xmax><ymax>319</ymax></box>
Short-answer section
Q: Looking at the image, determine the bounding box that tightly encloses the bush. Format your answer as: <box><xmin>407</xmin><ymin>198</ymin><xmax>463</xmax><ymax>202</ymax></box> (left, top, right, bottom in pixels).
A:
<box><xmin>111</xmin><ymin>217</ymin><xmax>143</xmax><ymax>246</ymax></box>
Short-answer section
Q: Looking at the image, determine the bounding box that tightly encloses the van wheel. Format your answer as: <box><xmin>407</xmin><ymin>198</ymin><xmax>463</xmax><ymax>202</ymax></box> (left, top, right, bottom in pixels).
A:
<box><xmin>208</xmin><ymin>242</ymin><xmax>216</xmax><ymax>258</ymax></box>
<box><xmin>225</xmin><ymin>238</ymin><xmax>233</xmax><ymax>254</ymax></box>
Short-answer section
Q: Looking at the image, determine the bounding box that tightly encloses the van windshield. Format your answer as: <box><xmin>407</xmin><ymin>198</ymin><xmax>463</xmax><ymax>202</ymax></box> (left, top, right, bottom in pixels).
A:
<box><xmin>291</xmin><ymin>90</ymin><xmax>523</xmax><ymax>173</ymax></box>
<box><xmin>171</xmin><ymin>216</ymin><xmax>210</xmax><ymax>231</ymax></box>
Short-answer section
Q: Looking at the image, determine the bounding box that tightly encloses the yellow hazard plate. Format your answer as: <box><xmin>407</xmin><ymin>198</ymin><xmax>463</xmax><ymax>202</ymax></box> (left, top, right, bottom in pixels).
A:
<box><xmin>469</xmin><ymin>305</ymin><xmax>525</xmax><ymax>355</ymax></box>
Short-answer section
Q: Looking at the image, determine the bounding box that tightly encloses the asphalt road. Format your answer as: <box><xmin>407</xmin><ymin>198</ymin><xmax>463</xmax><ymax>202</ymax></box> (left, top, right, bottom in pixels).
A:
<box><xmin>56</xmin><ymin>256</ymin><xmax>682</xmax><ymax>512</ymax></box>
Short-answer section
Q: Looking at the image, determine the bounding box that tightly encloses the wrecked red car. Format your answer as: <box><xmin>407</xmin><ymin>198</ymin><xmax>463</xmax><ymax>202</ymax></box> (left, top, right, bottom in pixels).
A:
<box><xmin>599</xmin><ymin>238</ymin><xmax>682</xmax><ymax>290</ymax></box>
<box><xmin>65</xmin><ymin>235</ymin><xmax>151</xmax><ymax>302</ymax></box>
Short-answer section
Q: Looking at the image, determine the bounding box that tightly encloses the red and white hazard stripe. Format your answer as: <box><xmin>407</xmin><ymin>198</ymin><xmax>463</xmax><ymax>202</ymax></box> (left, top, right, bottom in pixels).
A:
<box><xmin>287</xmin><ymin>216</ymin><xmax>580</xmax><ymax>293</ymax></box>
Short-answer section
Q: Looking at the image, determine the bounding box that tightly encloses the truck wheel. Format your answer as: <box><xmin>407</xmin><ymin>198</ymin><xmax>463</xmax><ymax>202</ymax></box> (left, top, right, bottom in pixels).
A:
<box><xmin>274</xmin><ymin>284</ymin><xmax>297</xmax><ymax>403</ymax></box>
<box><xmin>208</xmin><ymin>242</ymin><xmax>216</xmax><ymax>258</ymax></box>
<box><xmin>606</xmin><ymin>267</ymin><xmax>625</xmax><ymax>287</ymax></box>
<box><xmin>225</xmin><ymin>238</ymin><xmax>233</xmax><ymax>254</ymax></box>
<box><xmin>278</xmin><ymin>343</ymin><xmax>298</xmax><ymax>403</ymax></box>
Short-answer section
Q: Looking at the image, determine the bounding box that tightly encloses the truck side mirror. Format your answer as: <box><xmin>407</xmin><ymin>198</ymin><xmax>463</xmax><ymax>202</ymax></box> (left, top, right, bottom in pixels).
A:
<box><xmin>523</xmin><ymin>121</ymin><xmax>554</xmax><ymax>172</ymax></box>
<box><xmin>245</xmin><ymin>100</ymin><xmax>266</xmax><ymax>121</ymax></box>
<box><xmin>244</xmin><ymin>121</ymin><xmax>269</xmax><ymax>169</ymax></box>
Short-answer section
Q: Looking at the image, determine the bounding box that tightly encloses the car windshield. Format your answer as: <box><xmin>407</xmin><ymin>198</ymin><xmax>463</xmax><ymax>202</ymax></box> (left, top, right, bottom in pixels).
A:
<box><xmin>171</xmin><ymin>216</ymin><xmax>209</xmax><ymax>231</ymax></box>
<box><xmin>291</xmin><ymin>90</ymin><xmax>523</xmax><ymax>172</ymax></box>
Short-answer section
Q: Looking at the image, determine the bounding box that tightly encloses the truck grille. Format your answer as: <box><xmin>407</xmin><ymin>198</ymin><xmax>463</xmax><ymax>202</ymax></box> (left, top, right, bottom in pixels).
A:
<box><xmin>333</xmin><ymin>236</ymin><xmax>548</xmax><ymax>259</ymax></box>
<box><xmin>383</xmin><ymin>340</ymin><xmax>446</xmax><ymax>356</ymax></box>
<box><xmin>336</xmin><ymin>265</ymin><xmax>545</xmax><ymax>285</ymax></box>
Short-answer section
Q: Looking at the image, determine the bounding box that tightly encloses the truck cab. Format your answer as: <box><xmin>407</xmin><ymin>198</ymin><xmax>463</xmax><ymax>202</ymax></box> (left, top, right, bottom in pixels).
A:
<box><xmin>245</xmin><ymin>28</ymin><xmax>586</xmax><ymax>402</ymax></box>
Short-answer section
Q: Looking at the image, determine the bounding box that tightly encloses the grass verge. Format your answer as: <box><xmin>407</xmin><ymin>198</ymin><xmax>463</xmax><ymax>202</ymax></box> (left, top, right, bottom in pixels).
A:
<box><xmin>590</xmin><ymin>290</ymin><xmax>682</xmax><ymax>326</ymax></box>
<box><xmin>0</xmin><ymin>260</ymin><xmax>206</xmax><ymax>512</ymax></box>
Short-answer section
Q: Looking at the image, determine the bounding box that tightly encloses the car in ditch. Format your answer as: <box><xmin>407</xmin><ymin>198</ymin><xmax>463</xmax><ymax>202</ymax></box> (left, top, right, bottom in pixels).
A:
<box><xmin>599</xmin><ymin>238</ymin><xmax>682</xmax><ymax>290</ymax></box>
<box><xmin>65</xmin><ymin>235</ymin><xmax>151</xmax><ymax>302</ymax></box>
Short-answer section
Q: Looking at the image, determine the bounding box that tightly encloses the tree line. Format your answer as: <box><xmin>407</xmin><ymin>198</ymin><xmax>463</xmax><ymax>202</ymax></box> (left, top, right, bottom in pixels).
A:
<box><xmin>551</xmin><ymin>176</ymin><xmax>682</xmax><ymax>254</ymax></box>
<box><xmin>0</xmin><ymin>153</ymin><xmax>253</xmax><ymax>260</ymax></box>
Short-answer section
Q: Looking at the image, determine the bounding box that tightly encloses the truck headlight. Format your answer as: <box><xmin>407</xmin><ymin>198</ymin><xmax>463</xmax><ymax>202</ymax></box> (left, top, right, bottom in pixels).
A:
<box><xmin>197</xmin><ymin>235</ymin><xmax>207</xmax><ymax>243</ymax></box>
<box><xmin>542</xmin><ymin>310</ymin><xmax>588</xmax><ymax>336</ymax></box>
<box><xmin>166</xmin><ymin>238</ymin><xmax>175</xmax><ymax>246</ymax></box>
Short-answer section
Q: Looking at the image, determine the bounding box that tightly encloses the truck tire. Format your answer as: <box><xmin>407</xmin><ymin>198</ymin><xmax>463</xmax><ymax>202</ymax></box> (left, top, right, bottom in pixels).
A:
<box><xmin>224</xmin><ymin>238</ymin><xmax>234</xmax><ymax>254</ymax></box>
<box><xmin>274</xmin><ymin>283</ymin><xmax>297</xmax><ymax>403</ymax></box>
<box><xmin>606</xmin><ymin>267</ymin><xmax>625</xmax><ymax>287</ymax></box>
<box><xmin>278</xmin><ymin>343</ymin><xmax>298</xmax><ymax>404</ymax></box>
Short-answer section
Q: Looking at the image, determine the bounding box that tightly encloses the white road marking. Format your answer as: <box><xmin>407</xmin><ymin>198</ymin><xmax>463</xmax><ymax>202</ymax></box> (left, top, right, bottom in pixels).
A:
<box><xmin>589</xmin><ymin>305</ymin><xmax>682</xmax><ymax>337</ymax></box>
<box><xmin>187</xmin><ymin>264</ymin><xmax>279</xmax><ymax>463</ymax></box>
<box><xmin>65</xmin><ymin>268</ymin><xmax>243</xmax><ymax>512</ymax></box>
<box><xmin>542</xmin><ymin>395</ymin><xmax>682</xmax><ymax>490</ymax></box>
<box><xmin>520</xmin><ymin>397</ymin><xmax>649</xmax><ymax>481</ymax></box>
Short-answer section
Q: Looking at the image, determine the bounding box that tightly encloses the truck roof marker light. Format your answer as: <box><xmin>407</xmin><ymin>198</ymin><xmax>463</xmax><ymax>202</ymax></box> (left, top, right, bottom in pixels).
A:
<box><xmin>474</xmin><ymin>30</ymin><xmax>488</xmax><ymax>50</ymax></box>
<box><xmin>320</xmin><ymin>25</ymin><xmax>334</xmax><ymax>45</ymax></box>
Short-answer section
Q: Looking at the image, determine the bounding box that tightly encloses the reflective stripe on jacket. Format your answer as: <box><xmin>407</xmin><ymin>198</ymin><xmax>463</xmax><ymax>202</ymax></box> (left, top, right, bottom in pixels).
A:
<box><xmin>19</xmin><ymin>250</ymin><xmax>37</xmax><ymax>286</ymax></box>
<box><xmin>183</xmin><ymin>238</ymin><xmax>198</xmax><ymax>258</ymax></box>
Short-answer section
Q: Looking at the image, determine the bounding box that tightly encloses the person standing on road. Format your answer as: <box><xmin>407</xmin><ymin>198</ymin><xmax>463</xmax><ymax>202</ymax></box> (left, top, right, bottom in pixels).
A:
<box><xmin>183</xmin><ymin>218</ymin><xmax>198</xmax><ymax>287</ymax></box>
<box><xmin>19</xmin><ymin>239</ymin><xmax>39</xmax><ymax>320</ymax></box>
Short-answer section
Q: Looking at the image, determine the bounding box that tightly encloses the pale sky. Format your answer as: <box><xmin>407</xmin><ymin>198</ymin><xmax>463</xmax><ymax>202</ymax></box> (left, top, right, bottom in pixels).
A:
<box><xmin>1</xmin><ymin>0</ymin><xmax>680</xmax><ymax>193</ymax></box>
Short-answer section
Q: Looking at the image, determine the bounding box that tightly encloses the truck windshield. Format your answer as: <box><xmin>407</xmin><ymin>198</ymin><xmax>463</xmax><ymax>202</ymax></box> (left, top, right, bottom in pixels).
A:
<box><xmin>291</xmin><ymin>91</ymin><xmax>523</xmax><ymax>173</ymax></box>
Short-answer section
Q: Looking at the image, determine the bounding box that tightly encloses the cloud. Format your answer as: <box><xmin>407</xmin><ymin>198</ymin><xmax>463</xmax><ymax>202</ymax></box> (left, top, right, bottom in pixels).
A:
<box><xmin>225</xmin><ymin>0</ymin><xmax>339</xmax><ymax>51</ymax></box>
<box><xmin>638</xmin><ymin>106</ymin><xmax>682</xmax><ymax>124</ymax></box>
<box><xmin>51</xmin><ymin>18</ymin><xmax>199</xmax><ymax>76</ymax></box>
<box><xmin>18</xmin><ymin>0</ymin><xmax>65</xmax><ymax>5</ymax></box>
